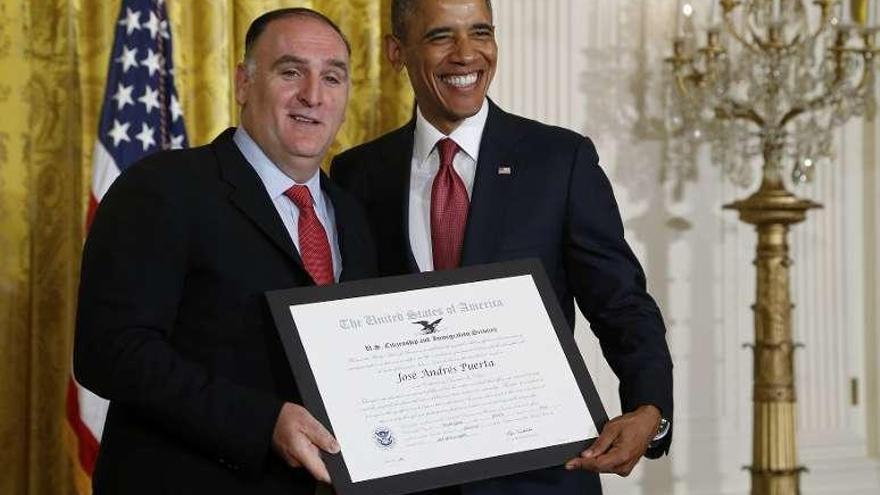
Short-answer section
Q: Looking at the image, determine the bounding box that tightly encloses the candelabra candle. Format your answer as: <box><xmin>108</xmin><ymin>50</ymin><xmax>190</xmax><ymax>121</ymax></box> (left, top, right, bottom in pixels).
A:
<box><xmin>676</xmin><ymin>0</ymin><xmax>684</xmax><ymax>35</ymax></box>
<box><xmin>852</xmin><ymin>0</ymin><xmax>867</xmax><ymax>25</ymax></box>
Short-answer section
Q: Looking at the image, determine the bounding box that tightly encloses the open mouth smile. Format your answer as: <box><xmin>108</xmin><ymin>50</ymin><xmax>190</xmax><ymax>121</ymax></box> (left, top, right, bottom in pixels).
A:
<box><xmin>438</xmin><ymin>71</ymin><xmax>482</xmax><ymax>90</ymax></box>
<box><xmin>289</xmin><ymin>114</ymin><xmax>321</xmax><ymax>125</ymax></box>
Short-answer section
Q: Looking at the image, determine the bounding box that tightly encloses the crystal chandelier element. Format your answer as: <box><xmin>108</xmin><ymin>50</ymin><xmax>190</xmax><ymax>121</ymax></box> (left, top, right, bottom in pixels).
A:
<box><xmin>665</xmin><ymin>0</ymin><xmax>878</xmax><ymax>188</ymax></box>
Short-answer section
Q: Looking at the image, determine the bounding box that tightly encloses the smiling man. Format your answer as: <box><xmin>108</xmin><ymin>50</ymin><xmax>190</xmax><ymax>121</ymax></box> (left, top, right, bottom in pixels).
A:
<box><xmin>331</xmin><ymin>1</ymin><xmax>673</xmax><ymax>494</ymax></box>
<box><xmin>75</xmin><ymin>8</ymin><xmax>376</xmax><ymax>494</ymax></box>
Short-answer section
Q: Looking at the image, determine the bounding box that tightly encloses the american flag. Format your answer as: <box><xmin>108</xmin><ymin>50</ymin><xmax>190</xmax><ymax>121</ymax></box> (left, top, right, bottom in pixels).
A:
<box><xmin>68</xmin><ymin>0</ymin><xmax>187</xmax><ymax>481</ymax></box>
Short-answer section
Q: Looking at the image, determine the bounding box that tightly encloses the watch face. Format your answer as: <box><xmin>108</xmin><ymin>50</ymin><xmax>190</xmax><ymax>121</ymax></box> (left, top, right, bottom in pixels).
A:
<box><xmin>653</xmin><ymin>418</ymin><xmax>670</xmax><ymax>441</ymax></box>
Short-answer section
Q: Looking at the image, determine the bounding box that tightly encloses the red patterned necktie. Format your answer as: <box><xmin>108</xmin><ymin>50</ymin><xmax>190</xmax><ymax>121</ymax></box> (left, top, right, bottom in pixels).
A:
<box><xmin>430</xmin><ymin>138</ymin><xmax>469</xmax><ymax>270</ymax></box>
<box><xmin>284</xmin><ymin>185</ymin><xmax>334</xmax><ymax>285</ymax></box>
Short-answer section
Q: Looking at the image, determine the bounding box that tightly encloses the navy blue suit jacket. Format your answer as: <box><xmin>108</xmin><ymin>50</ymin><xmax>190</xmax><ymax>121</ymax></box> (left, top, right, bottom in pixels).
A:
<box><xmin>331</xmin><ymin>101</ymin><xmax>673</xmax><ymax>495</ymax></box>
<box><xmin>75</xmin><ymin>129</ymin><xmax>378</xmax><ymax>494</ymax></box>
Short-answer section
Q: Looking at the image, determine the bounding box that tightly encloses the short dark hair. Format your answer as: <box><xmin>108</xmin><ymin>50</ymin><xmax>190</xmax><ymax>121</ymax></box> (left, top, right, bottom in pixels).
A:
<box><xmin>391</xmin><ymin>0</ymin><xmax>493</xmax><ymax>39</ymax></box>
<box><xmin>244</xmin><ymin>8</ymin><xmax>352</xmax><ymax>62</ymax></box>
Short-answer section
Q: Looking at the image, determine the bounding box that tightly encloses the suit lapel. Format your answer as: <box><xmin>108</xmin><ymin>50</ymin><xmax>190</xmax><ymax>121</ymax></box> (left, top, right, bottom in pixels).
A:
<box><xmin>213</xmin><ymin>129</ymin><xmax>309</xmax><ymax>279</ymax></box>
<box><xmin>382</xmin><ymin>121</ymin><xmax>421</xmax><ymax>273</ymax></box>
<box><xmin>460</xmin><ymin>101</ymin><xmax>523</xmax><ymax>266</ymax></box>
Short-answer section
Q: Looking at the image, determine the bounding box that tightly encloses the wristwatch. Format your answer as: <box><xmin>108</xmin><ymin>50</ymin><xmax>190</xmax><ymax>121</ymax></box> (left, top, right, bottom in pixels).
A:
<box><xmin>649</xmin><ymin>418</ymin><xmax>670</xmax><ymax>447</ymax></box>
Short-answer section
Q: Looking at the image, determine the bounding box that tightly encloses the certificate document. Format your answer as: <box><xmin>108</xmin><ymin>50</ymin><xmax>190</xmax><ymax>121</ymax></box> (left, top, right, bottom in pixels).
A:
<box><xmin>267</xmin><ymin>260</ymin><xmax>607</xmax><ymax>495</ymax></box>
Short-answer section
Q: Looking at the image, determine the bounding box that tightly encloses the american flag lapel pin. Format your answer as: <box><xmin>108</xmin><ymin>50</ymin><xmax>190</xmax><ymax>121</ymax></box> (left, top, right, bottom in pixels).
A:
<box><xmin>497</xmin><ymin>164</ymin><xmax>512</xmax><ymax>175</ymax></box>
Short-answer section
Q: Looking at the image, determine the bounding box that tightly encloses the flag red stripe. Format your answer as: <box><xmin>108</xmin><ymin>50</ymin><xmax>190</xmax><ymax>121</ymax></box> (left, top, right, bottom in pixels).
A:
<box><xmin>86</xmin><ymin>193</ymin><xmax>99</xmax><ymax>231</ymax></box>
<box><xmin>66</xmin><ymin>378</ymin><xmax>99</xmax><ymax>475</ymax></box>
<box><xmin>71</xmin><ymin>195</ymin><xmax>99</xmax><ymax>476</ymax></box>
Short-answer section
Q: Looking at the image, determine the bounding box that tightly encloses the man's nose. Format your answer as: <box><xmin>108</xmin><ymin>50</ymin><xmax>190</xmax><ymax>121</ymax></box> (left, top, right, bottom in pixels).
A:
<box><xmin>450</xmin><ymin>36</ymin><xmax>477</xmax><ymax>64</ymax></box>
<box><xmin>297</xmin><ymin>74</ymin><xmax>322</xmax><ymax>107</ymax></box>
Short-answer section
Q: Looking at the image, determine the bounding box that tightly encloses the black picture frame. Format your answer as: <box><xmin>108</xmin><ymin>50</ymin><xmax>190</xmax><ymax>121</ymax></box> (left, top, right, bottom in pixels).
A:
<box><xmin>266</xmin><ymin>259</ymin><xmax>608</xmax><ymax>495</ymax></box>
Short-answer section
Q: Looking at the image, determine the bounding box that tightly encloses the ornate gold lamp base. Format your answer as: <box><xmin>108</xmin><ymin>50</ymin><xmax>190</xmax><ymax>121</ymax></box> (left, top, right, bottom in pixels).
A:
<box><xmin>725</xmin><ymin>181</ymin><xmax>821</xmax><ymax>495</ymax></box>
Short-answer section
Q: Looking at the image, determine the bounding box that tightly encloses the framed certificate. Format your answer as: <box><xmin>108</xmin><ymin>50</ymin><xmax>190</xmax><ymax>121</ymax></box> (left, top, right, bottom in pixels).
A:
<box><xmin>266</xmin><ymin>259</ymin><xmax>607</xmax><ymax>495</ymax></box>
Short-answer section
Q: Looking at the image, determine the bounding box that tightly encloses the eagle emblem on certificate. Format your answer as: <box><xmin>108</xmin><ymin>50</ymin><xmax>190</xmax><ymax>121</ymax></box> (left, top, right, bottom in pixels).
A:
<box><xmin>412</xmin><ymin>318</ymin><xmax>442</xmax><ymax>334</ymax></box>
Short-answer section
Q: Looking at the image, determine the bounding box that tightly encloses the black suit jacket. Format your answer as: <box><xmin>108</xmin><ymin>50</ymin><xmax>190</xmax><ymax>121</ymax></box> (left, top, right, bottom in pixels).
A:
<box><xmin>331</xmin><ymin>101</ymin><xmax>672</xmax><ymax>494</ymax></box>
<box><xmin>75</xmin><ymin>128</ymin><xmax>377</xmax><ymax>494</ymax></box>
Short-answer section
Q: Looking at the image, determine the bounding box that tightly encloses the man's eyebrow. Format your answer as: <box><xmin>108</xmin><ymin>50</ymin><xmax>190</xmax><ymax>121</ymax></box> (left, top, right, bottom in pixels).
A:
<box><xmin>423</xmin><ymin>26</ymin><xmax>453</xmax><ymax>40</ymax></box>
<box><xmin>271</xmin><ymin>54</ymin><xmax>349</xmax><ymax>74</ymax></box>
<box><xmin>328</xmin><ymin>59</ymin><xmax>349</xmax><ymax>74</ymax></box>
<box><xmin>423</xmin><ymin>23</ymin><xmax>495</xmax><ymax>40</ymax></box>
<box><xmin>271</xmin><ymin>54</ymin><xmax>307</xmax><ymax>69</ymax></box>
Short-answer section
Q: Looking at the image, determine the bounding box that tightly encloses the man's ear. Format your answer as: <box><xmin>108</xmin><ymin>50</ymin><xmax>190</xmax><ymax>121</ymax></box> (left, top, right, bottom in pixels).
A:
<box><xmin>234</xmin><ymin>63</ymin><xmax>250</xmax><ymax>105</ymax></box>
<box><xmin>384</xmin><ymin>34</ymin><xmax>405</xmax><ymax>71</ymax></box>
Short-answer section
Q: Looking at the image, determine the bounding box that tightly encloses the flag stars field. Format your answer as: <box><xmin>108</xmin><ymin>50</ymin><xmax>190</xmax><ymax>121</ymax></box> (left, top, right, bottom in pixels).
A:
<box><xmin>94</xmin><ymin>2</ymin><xmax>187</xmax><ymax>161</ymax></box>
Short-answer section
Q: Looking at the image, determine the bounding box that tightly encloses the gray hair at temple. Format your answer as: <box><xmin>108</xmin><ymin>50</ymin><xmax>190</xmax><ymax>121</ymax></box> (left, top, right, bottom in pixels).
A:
<box><xmin>391</xmin><ymin>0</ymin><xmax>494</xmax><ymax>39</ymax></box>
<box><xmin>242</xmin><ymin>7</ymin><xmax>351</xmax><ymax>74</ymax></box>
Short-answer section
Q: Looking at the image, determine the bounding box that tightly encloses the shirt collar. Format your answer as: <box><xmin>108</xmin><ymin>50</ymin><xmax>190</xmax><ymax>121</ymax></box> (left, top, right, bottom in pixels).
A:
<box><xmin>233</xmin><ymin>126</ymin><xmax>322</xmax><ymax>201</ymax></box>
<box><xmin>413</xmin><ymin>99</ymin><xmax>489</xmax><ymax>167</ymax></box>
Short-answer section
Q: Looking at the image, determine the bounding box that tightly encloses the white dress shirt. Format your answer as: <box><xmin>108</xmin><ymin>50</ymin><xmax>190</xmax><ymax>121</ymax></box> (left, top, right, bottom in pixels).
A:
<box><xmin>233</xmin><ymin>127</ymin><xmax>342</xmax><ymax>281</ymax></box>
<box><xmin>409</xmin><ymin>100</ymin><xmax>489</xmax><ymax>272</ymax></box>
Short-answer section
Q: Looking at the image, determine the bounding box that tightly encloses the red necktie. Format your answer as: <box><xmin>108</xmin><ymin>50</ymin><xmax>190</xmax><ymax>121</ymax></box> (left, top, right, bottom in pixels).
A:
<box><xmin>431</xmin><ymin>138</ymin><xmax>469</xmax><ymax>270</ymax></box>
<box><xmin>284</xmin><ymin>185</ymin><xmax>334</xmax><ymax>285</ymax></box>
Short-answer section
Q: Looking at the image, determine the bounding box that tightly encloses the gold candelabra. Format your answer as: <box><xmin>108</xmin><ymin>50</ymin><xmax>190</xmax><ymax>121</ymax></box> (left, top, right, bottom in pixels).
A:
<box><xmin>666</xmin><ymin>1</ymin><xmax>878</xmax><ymax>494</ymax></box>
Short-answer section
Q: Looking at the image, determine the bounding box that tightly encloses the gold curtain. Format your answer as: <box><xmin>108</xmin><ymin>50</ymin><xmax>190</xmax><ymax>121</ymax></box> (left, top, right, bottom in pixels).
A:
<box><xmin>0</xmin><ymin>1</ymin><xmax>412</xmax><ymax>494</ymax></box>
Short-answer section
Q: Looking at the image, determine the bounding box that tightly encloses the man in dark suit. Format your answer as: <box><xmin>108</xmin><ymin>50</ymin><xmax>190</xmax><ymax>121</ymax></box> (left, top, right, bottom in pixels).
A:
<box><xmin>331</xmin><ymin>0</ymin><xmax>673</xmax><ymax>493</ymax></box>
<box><xmin>74</xmin><ymin>8</ymin><xmax>376</xmax><ymax>493</ymax></box>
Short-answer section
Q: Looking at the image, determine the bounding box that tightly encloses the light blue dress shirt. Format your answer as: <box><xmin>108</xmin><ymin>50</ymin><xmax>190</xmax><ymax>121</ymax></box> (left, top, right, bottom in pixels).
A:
<box><xmin>233</xmin><ymin>127</ymin><xmax>341</xmax><ymax>282</ymax></box>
